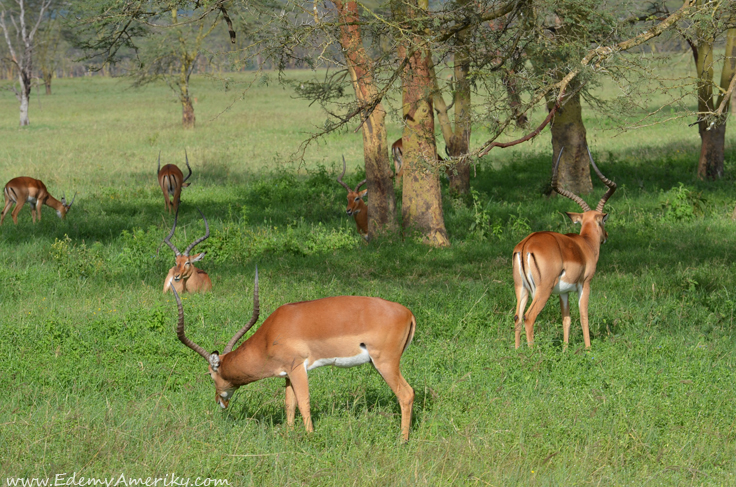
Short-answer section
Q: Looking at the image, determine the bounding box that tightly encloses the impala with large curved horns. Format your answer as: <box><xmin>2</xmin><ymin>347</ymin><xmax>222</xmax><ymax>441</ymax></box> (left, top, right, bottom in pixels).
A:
<box><xmin>162</xmin><ymin>208</ymin><xmax>212</xmax><ymax>294</ymax></box>
<box><xmin>1</xmin><ymin>177</ymin><xmax>76</xmax><ymax>225</ymax></box>
<box><xmin>171</xmin><ymin>269</ymin><xmax>417</xmax><ymax>441</ymax></box>
<box><xmin>337</xmin><ymin>156</ymin><xmax>369</xmax><ymax>241</ymax></box>
<box><xmin>157</xmin><ymin>150</ymin><xmax>192</xmax><ymax>213</ymax></box>
<box><xmin>512</xmin><ymin>147</ymin><xmax>616</xmax><ymax>349</ymax></box>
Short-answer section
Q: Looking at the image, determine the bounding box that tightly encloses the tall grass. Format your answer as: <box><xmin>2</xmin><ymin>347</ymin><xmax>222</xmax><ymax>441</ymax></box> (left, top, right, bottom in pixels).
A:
<box><xmin>1</xmin><ymin>68</ymin><xmax>735</xmax><ymax>486</ymax></box>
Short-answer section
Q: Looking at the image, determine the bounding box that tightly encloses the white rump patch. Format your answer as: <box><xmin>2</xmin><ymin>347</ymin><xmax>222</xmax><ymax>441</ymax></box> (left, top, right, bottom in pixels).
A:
<box><xmin>306</xmin><ymin>344</ymin><xmax>371</xmax><ymax>371</ymax></box>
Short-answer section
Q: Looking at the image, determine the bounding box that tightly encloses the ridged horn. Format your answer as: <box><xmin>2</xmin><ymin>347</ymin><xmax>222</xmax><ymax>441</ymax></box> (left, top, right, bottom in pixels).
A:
<box><xmin>551</xmin><ymin>147</ymin><xmax>591</xmax><ymax>212</ymax></box>
<box><xmin>183</xmin><ymin>150</ymin><xmax>192</xmax><ymax>183</ymax></box>
<box><xmin>336</xmin><ymin>156</ymin><xmax>352</xmax><ymax>191</ymax></box>
<box><xmin>171</xmin><ymin>280</ymin><xmax>210</xmax><ymax>362</ymax></box>
<box><xmin>223</xmin><ymin>266</ymin><xmax>260</xmax><ymax>354</ymax></box>
<box><xmin>163</xmin><ymin>208</ymin><xmax>182</xmax><ymax>256</ymax></box>
<box><xmin>183</xmin><ymin>208</ymin><xmax>209</xmax><ymax>256</ymax></box>
<box><xmin>587</xmin><ymin>146</ymin><xmax>617</xmax><ymax>212</ymax></box>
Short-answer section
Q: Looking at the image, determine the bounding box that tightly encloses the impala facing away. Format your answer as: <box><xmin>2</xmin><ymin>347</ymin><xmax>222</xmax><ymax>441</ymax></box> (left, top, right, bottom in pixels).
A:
<box><xmin>1</xmin><ymin>177</ymin><xmax>76</xmax><ymax>225</ymax></box>
<box><xmin>162</xmin><ymin>209</ymin><xmax>212</xmax><ymax>294</ymax></box>
<box><xmin>337</xmin><ymin>156</ymin><xmax>369</xmax><ymax>241</ymax></box>
<box><xmin>513</xmin><ymin>147</ymin><xmax>616</xmax><ymax>349</ymax></box>
<box><xmin>391</xmin><ymin>137</ymin><xmax>447</xmax><ymax>181</ymax></box>
<box><xmin>171</xmin><ymin>269</ymin><xmax>417</xmax><ymax>441</ymax></box>
<box><xmin>157</xmin><ymin>151</ymin><xmax>192</xmax><ymax>213</ymax></box>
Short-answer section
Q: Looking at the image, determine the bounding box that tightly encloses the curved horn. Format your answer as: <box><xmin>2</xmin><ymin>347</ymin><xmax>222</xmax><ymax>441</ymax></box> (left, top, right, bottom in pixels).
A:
<box><xmin>157</xmin><ymin>151</ymin><xmax>161</xmax><ymax>175</ymax></box>
<box><xmin>183</xmin><ymin>208</ymin><xmax>210</xmax><ymax>256</ymax></box>
<box><xmin>336</xmin><ymin>156</ymin><xmax>352</xmax><ymax>192</ymax></box>
<box><xmin>67</xmin><ymin>192</ymin><xmax>77</xmax><ymax>209</ymax></box>
<box><xmin>182</xmin><ymin>149</ymin><xmax>193</xmax><ymax>183</ymax></box>
<box><xmin>163</xmin><ymin>208</ymin><xmax>182</xmax><ymax>256</ymax></box>
<box><xmin>587</xmin><ymin>146</ymin><xmax>617</xmax><ymax>212</ymax></box>
<box><xmin>551</xmin><ymin>147</ymin><xmax>591</xmax><ymax>212</ymax></box>
<box><xmin>171</xmin><ymin>281</ymin><xmax>210</xmax><ymax>362</ymax></box>
<box><xmin>355</xmin><ymin>178</ymin><xmax>367</xmax><ymax>192</ymax></box>
<box><xmin>223</xmin><ymin>266</ymin><xmax>260</xmax><ymax>354</ymax></box>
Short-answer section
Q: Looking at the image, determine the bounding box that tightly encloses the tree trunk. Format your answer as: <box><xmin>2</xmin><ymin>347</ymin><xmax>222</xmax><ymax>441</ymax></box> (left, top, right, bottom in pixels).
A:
<box><xmin>697</xmin><ymin>122</ymin><xmax>726</xmax><ymax>179</ymax></box>
<box><xmin>43</xmin><ymin>71</ymin><xmax>52</xmax><ymax>95</ymax></box>
<box><xmin>19</xmin><ymin>73</ymin><xmax>31</xmax><ymax>126</ymax></box>
<box><xmin>335</xmin><ymin>0</ymin><xmax>396</xmax><ymax>236</ymax></box>
<box><xmin>447</xmin><ymin>45</ymin><xmax>471</xmax><ymax>194</ymax></box>
<box><xmin>549</xmin><ymin>91</ymin><xmax>593</xmax><ymax>195</ymax></box>
<box><xmin>182</xmin><ymin>96</ymin><xmax>195</xmax><ymax>129</ymax></box>
<box><xmin>400</xmin><ymin>25</ymin><xmax>450</xmax><ymax>246</ymax></box>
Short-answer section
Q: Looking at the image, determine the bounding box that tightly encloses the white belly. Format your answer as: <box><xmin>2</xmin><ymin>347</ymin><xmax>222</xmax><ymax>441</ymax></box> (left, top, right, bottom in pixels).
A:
<box><xmin>26</xmin><ymin>196</ymin><xmax>37</xmax><ymax>204</ymax></box>
<box><xmin>305</xmin><ymin>345</ymin><xmax>371</xmax><ymax>371</ymax></box>
<box><xmin>552</xmin><ymin>278</ymin><xmax>580</xmax><ymax>295</ymax></box>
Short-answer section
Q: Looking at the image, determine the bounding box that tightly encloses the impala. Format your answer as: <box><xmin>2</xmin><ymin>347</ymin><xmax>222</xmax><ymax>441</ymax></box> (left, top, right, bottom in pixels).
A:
<box><xmin>171</xmin><ymin>269</ymin><xmax>417</xmax><ymax>441</ymax></box>
<box><xmin>337</xmin><ymin>156</ymin><xmax>369</xmax><ymax>241</ymax></box>
<box><xmin>1</xmin><ymin>177</ymin><xmax>75</xmax><ymax>225</ymax></box>
<box><xmin>513</xmin><ymin>147</ymin><xmax>616</xmax><ymax>349</ymax></box>
<box><xmin>157</xmin><ymin>151</ymin><xmax>192</xmax><ymax>213</ymax></box>
<box><xmin>162</xmin><ymin>209</ymin><xmax>212</xmax><ymax>294</ymax></box>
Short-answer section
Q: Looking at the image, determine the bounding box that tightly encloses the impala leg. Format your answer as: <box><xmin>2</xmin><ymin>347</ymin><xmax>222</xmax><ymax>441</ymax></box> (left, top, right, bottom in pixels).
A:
<box><xmin>1</xmin><ymin>199</ymin><xmax>13</xmax><ymax>225</ymax></box>
<box><xmin>11</xmin><ymin>200</ymin><xmax>26</xmax><ymax>225</ymax></box>
<box><xmin>522</xmin><ymin>286</ymin><xmax>554</xmax><ymax>347</ymax></box>
<box><xmin>560</xmin><ymin>294</ymin><xmax>571</xmax><ymax>349</ymax></box>
<box><xmin>579</xmin><ymin>283</ymin><xmax>592</xmax><ymax>348</ymax></box>
<box><xmin>284</xmin><ymin>378</ymin><xmax>297</xmax><ymax>428</ymax></box>
<box><xmin>287</xmin><ymin>365</ymin><xmax>313</xmax><ymax>432</ymax></box>
<box><xmin>162</xmin><ymin>186</ymin><xmax>172</xmax><ymax>213</ymax></box>
<box><xmin>35</xmin><ymin>201</ymin><xmax>41</xmax><ymax>222</ymax></box>
<box><xmin>372</xmin><ymin>359</ymin><xmax>414</xmax><ymax>442</ymax></box>
<box><xmin>173</xmin><ymin>187</ymin><xmax>182</xmax><ymax>213</ymax></box>
<box><xmin>514</xmin><ymin>285</ymin><xmax>529</xmax><ymax>350</ymax></box>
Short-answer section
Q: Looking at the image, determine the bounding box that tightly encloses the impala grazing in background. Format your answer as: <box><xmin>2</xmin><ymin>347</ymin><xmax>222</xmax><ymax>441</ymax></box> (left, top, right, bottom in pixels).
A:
<box><xmin>162</xmin><ymin>209</ymin><xmax>212</xmax><ymax>294</ymax></box>
<box><xmin>337</xmin><ymin>156</ymin><xmax>369</xmax><ymax>241</ymax></box>
<box><xmin>392</xmin><ymin>138</ymin><xmax>405</xmax><ymax>179</ymax></box>
<box><xmin>157</xmin><ymin>150</ymin><xmax>192</xmax><ymax>213</ymax></box>
<box><xmin>1</xmin><ymin>177</ymin><xmax>76</xmax><ymax>225</ymax></box>
<box><xmin>513</xmin><ymin>147</ymin><xmax>617</xmax><ymax>349</ymax></box>
<box><xmin>171</xmin><ymin>269</ymin><xmax>417</xmax><ymax>441</ymax></box>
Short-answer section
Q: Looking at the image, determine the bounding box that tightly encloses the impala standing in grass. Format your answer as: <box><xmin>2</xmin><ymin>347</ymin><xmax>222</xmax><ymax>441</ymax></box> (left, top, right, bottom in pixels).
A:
<box><xmin>512</xmin><ymin>147</ymin><xmax>617</xmax><ymax>349</ymax></box>
<box><xmin>162</xmin><ymin>209</ymin><xmax>212</xmax><ymax>294</ymax></box>
<box><xmin>1</xmin><ymin>177</ymin><xmax>75</xmax><ymax>225</ymax></box>
<box><xmin>171</xmin><ymin>268</ymin><xmax>417</xmax><ymax>441</ymax></box>
<box><xmin>337</xmin><ymin>156</ymin><xmax>369</xmax><ymax>241</ymax></box>
<box><xmin>157</xmin><ymin>151</ymin><xmax>192</xmax><ymax>214</ymax></box>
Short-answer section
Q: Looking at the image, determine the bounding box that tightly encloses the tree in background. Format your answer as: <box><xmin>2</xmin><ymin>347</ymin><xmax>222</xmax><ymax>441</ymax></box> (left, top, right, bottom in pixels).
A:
<box><xmin>0</xmin><ymin>0</ymin><xmax>52</xmax><ymax>125</ymax></box>
<box><xmin>36</xmin><ymin>9</ymin><xmax>62</xmax><ymax>95</ymax></box>
<box><xmin>680</xmin><ymin>1</ymin><xmax>736</xmax><ymax>180</ymax></box>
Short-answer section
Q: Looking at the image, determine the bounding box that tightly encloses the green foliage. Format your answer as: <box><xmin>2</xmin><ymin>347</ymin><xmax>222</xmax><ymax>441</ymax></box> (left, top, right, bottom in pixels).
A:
<box><xmin>660</xmin><ymin>183</ymin><xmax>707</xmax><ymax>222</ymax></box>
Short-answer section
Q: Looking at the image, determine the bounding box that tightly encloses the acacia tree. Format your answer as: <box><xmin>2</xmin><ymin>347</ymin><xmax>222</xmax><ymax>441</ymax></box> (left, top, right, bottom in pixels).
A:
<box><xmin>36</xmin><ymin>10</ymin><xmax>62</xmax><ymax>95</ymax></box>
<box><xmin>680</xmin><ymin>1</ymin><xmax>736</xmax><ymax>180</ymax></box>
<box><xmin>0</xmin><ymin>0</ymin><xmax>52</xmax><ymax>125</ymax></box>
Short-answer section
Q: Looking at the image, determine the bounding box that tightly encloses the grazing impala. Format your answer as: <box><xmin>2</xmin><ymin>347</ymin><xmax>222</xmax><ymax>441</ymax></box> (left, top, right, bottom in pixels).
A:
<box><xmin>1</xmin><ymin>177</ymin><xmax>75</xmax><ymax>225</ymax></box>
<box><xmin>337</xmin><ymin>156</ymin><xmax>369</xmax><ymax>241</ymax></box>
<box><xmin>157</xmin><ymin>151</ymin><xmax>192</xmax><ymax>213</ymax></box>
<box><xmin>171</xmin><ymin>268</ymin><xmax>417</xmax><ymax>441</ymax></box>
<box><xmin>162</xmin><ymin>209</ymin><xmax>212</xmax><ymax>294</ymax></box>
<box><xmin>513</xmin><ymin>147</ymin><xmax>616</xmax><ymax>349</ymax></box>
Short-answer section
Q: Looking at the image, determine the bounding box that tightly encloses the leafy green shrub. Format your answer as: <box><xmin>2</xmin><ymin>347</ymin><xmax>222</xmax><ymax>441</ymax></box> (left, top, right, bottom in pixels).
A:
<box><xmin>660</xmin><ymin>183</ymin><xmax>706</xmax><ymax>222</ymax></box>
<box><xmin>467</xmin><ymin>190</ymin><xmax>503</xmax><ymax>241</ymax></box>
<box><xmin>50</xmin><ymin>235</ymin><xmax>105</xmax><ymax>278</ymax></box>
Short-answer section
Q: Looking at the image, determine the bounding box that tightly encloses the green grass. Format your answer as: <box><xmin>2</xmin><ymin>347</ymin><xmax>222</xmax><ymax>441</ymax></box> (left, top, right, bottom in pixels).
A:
<box><xmin>1</xmin><ymin>67</ymin><xmax>736</xmax><ymax>486</ymax></box>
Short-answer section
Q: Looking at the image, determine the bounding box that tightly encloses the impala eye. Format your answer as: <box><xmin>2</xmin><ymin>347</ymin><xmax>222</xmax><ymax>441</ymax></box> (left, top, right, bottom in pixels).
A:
<box><xmin>354</xmin><ymin>197</ymin><xmax>360</xmax><ymax>202</ymax></box>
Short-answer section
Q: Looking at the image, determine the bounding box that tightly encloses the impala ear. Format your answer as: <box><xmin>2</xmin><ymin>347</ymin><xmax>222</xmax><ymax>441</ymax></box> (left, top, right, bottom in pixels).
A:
<box><xmin>601</xmin><ymin>213</ymin><xmax>609</xmax><ymax>224</ymax></box>
<box><xmin>209</xmin><ymin>351</ymin><xmax>220</xmax><ymax>371</ymax></box>
<box><xmin>358</xmin><ymin>189</ymin><xmax>367</xmax><ymax>198</ymax></box>
<box><xmin>182</xmin><ymin>183</ymin><xmax>191</xmax><ymax>188</ymax></box>
<box><xmin>566</xmin><ymin>212</ymin><xmax>583</xmax><ymax>224</ymax></box>
<box><xmin>191</xmin><ymin>252</ymin><xmax>206</xmax><ymax>262</ymax></box>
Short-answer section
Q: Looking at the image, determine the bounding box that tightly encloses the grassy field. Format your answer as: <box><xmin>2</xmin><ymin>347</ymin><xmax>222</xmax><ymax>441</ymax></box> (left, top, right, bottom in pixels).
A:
<box><xmin>1</xmin><ymin>67</ymin><xmax>736</xmax><ymax>486</ymax></box>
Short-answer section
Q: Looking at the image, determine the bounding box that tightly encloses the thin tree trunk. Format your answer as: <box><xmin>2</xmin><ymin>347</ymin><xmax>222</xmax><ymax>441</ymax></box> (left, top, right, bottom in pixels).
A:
<box><xmin>447</xmin><ymin>44</ymin><xmax>471</xmax><ymax>194</ymax></box>
<box><xmin>335</xmin><ymin>0</ymin><xmax>396</xmax><ymax>236</ymax></box>
<box><xmin>549</xmin><ymin>90</ymin><xmax>593</xmax><ymax>195</ymax></box>
<box><xmin>182</xmin><ymin>96</ymin><xmax>195</xmax><ymax>129</ymax></box>
<box><xmin>19</xmin><ymin>77</ymin><xmax>30</xmax><ymax>126</ymax></box>
<box><xmin>399</xmin><ymin>6</ymin><xmax>450</xmax><ymax>246</ymax></box>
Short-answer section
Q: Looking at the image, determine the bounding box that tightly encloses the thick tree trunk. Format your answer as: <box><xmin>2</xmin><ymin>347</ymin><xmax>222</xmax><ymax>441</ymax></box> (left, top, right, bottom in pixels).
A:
<box><xmin>549</xmin><ymin>91</ymin><xmax>593</xmax><ymax>195</ymax></box>
<box><xmin>335</xmin><ymin>0</ymin><xmax>396</xmax><ymax>236</ymax></box>
<box><xmin>697</xmin><ymin>122</ymin><xmax>726</xmax><ymax>179</ymax></box>
<box><xmin>447</xmin><ymin>46</ymin><xmax>471</xmax><ymax>194</ymax></box>
<box><xmin>504</xmin><ymin>69</ymin><xmax>528</xmax><ymax>129</ymax></box>
<box><xmin>400</xmin><ymin>32</ymin><xmax>449</xmax><ymax>246</ymax></box>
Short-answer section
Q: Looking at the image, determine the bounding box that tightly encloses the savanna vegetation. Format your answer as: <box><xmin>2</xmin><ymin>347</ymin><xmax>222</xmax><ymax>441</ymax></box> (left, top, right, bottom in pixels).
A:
<box><xmin>1</xmin><ymin>63</ymin><xmax>736</xmax><ymax>485</ymax></box>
